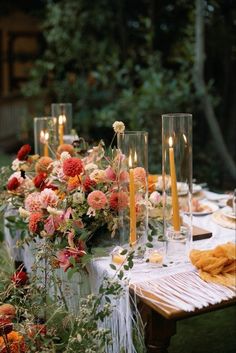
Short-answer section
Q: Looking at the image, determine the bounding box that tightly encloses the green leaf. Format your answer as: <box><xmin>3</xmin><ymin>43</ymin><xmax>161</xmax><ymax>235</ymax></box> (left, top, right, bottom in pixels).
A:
<box><xmin>109</xmin><ymin>264</ymin><xmax>116</xmax><ymax>270</ymax></box>
<box><xmin>146</xmin><ymin>242</ymin><xmax>154</xmax><ymax>248</ymax></box>
<box><xmin>118</xmin><ymin>270</ymin><xmax>124</xmax><ymax>280</ymax></box>
<box><xmin>105</xmin><ymin>296</ymin><xmax>111</xmax><ymax>303</ymax></box>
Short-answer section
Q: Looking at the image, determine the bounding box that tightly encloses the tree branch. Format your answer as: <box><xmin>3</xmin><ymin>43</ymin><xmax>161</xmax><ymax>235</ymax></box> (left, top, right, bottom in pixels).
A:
<box><xmin>194</xmin><ymin>0</ymin><xmax>236</xmax><ymax>181</ymax></box>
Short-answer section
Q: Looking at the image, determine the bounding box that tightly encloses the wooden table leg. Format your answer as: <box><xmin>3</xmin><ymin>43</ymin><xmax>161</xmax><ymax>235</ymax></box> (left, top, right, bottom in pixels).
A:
<box><xmin>138</xmin><ymin>301</ymin><xmax>176</xmax><ymax>353</ymax></box>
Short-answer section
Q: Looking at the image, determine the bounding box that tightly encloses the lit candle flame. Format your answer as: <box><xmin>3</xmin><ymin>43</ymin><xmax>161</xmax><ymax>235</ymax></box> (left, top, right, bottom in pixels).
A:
<box><xmin>44</xmin><ymin>131</ymin><xmax>49</xmax><ymax>142</ymax></box>
<box><xmin>40</xmin><ymin>130</ymin><xmax>45</xmax><ymax>143</ymax></box>
<box><xmin>134</xmin><ymin>151</ymin><xmax>137</xmax><ymax>164</ymax></box>
<box><xmin>58</xmin><ymin>114</ymin><xmax>66</xmax><ymax>125</ymax></box>
<box><xmin>168</xmin><ymin>136</ymin><xmax>173</xmax><ymax>147</ymax></box>
<box><xmin>40</xmin><ymin>130</ymin><xmax>49</xmax><ymax>144</ymax></box>
<box><xmin>128</xmin><ymin>154</ymin><xmax>132</xmax><ymax>168</ymax></box>
<box><xmin>183</xmin><ymin>133</ymin><xmax>187</xmax><ymax>144</ymax></box>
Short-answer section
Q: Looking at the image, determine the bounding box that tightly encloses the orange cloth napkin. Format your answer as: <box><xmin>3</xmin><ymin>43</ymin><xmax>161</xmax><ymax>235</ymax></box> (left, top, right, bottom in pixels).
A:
<box><xmin>190</xmin><ymin>242</ymin><xmax>236</xmax><ymax>287</ymax></box>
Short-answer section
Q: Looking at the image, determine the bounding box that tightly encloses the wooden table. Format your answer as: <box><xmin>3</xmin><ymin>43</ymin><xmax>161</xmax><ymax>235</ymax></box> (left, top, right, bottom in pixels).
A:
<box><xmin>131</xmin><ymin>286</ymin><xmax>236</xmax><ymax>353</ymax></box>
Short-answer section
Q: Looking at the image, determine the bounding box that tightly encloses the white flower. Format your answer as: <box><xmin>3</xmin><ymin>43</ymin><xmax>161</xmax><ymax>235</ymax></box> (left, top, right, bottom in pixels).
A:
<box><xmin>112</xmin><ymin>121</ymin><xmax>125</xmax><ymax>134</ymax></box>
<box><xmin>11</xmin><ymin>159</ymin><xmax>21</xmax><ymax>171</ymax></box>
<box><xmin>87</xmin><ymin>207</ymin><xmax>96</xmax><ymax>217</ymax></box>
<box><xmin>72</xmin><ymin>191</ymin><xmax>85</xmax><ymax>205</ymax></box>
<box><xmin>47</xmin><ymin>206</ymin><xmax>63</xmax><ymax>216</ymax></box>
<box><xmin>19</xmin><ymin>207</ymin><xmax>30</xmax><ymax>218</ymax></box>
<box><xmin>60</xmin><ymin>151</ymin><xmax>71</xmax><ymax>161</ymax></box>
<box><xmin>89</xmin><ymin>169</ymin><xmax>106</xmax><ymax>182</ymax></box>
<box><xmin>149</xmin><ymin>191</ymin><xmax>162</xmax><ymax>206</ymax></box>
<box><xmin>84</xmin><ymin>163</ymin><xmax>98</xmax><ymax>171</ymax></box>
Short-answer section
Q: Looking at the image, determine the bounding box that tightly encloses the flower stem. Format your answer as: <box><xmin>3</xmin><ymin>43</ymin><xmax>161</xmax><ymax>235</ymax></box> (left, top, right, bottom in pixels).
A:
<box><xmin>3</xmin><ymin>334</ymin><xmax>11</xmax><ymax>353</ymax></box>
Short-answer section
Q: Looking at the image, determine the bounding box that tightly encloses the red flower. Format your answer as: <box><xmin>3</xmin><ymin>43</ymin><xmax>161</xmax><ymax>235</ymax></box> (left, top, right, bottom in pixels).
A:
<box><xmin>0</xmin><ymin>318</ymin><xmax>13</xmax><ymax>336</ymax></box>
<box><xmin>11</xmin><ymin>270</ymin><xmax>28</xmax><ymax>286</ymax></box>
<box><xmin>57</xmin><ymin>241</ymin><xmax>86</xmax><ymax>272</ymax></box>
<box><xmin>28</xmin><ymin>324</ymin><xmax>47</xmax><ymax>337</ymax></box>
<box><xmin>7</xmin><ymin>177</ymin><xmax>20</xmax><ymax>191</ymax></box>
<box><xmin>109</xmin><ymin>191</ymin><xmax>129</xmax><ymax>210</ymax></box>
<box><xmin>17</xmin><ymin>144</ymin><xmax>31</xmax><ymax>161</ymax></box>
<box><xmin>63</xmin><ymin>157</ymin><xmax>83</xmax><ymax>177</ymax></box>
<box><xmin>33</xmin><ymin>173</ymin><xmax>47</xmax><ymax>189</ymax></box>
<box><xmin>83</xmin><ymin>176</ymin><xmax>96</xmax><ymax>192</ymax></box>
<box><xmin>29</xmin><ymin>212</ymin><xmax>43</xmax><ymax>233</ymax></box>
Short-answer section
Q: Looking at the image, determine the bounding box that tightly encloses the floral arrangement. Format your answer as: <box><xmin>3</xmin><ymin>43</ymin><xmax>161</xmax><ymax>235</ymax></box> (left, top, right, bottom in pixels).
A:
<box><xmin>2</xmin><ymin>121</ymin><xmax>165</xmax><ymax>272</ymax></box>
<box><xmin>0</xmin><ymin>121</ymin><xmax>164</xmax><ymax>352</ymax></box>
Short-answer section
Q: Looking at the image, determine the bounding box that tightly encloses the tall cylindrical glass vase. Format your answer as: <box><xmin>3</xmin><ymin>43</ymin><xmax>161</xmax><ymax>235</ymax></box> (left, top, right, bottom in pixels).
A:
<box><xmin>162</xmin><ymin>113</ymin><xmax>192</xmax><ymax>263</ymax></box>
<box><xmin>117</xmin><ymin>131</ymin><xmax>148</xmax><ymax>249</ymax></box>
<box><xmin>34</xmin><ymin>117</ymin><xmax>57</xmax><ymax>157</ymax></box>
<box><xmin>51</xmin><ymin>103</ymin><xmax>73</xmax><ymax>145</ymax></box>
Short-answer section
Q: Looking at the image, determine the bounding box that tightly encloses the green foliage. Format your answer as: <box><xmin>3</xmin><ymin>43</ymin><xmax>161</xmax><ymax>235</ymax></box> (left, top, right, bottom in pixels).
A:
<box><xmin>22</xmin><ymin>0</ymin><xmax>196</xmax><ymax>173</ymax></box>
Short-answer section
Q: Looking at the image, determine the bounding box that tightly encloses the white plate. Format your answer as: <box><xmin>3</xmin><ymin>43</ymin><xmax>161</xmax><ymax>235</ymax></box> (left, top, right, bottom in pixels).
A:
<box><xmin>204</xmin><ymin>190</ymin><xmax>229</xmax><ymax>202</ymax></box>
<box><xmin>184</xmin><ymin>201</ymin><xmax>219</xmax><ymax>216</ymax></box>
<box><xmin>177</xmin><ymin>183</ymin><xmax>202</xmax><ymax>196</ymax></box>
<box><xmin>221</xmin><ymin>209</ymin><xmax>236</xmax><ymax>220</ymax></box>
<box><xmin>193</xmin><ymin>184</ymin><xmax>202</xmax><ymax>194</ymax></box>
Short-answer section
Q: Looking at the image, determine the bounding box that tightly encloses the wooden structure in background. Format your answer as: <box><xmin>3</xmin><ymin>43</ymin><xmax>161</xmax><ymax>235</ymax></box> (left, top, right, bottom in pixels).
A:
<box><xmin>0</xmin><ymin>11</ymin><xmax>42</xmax><ymax>96</ymax></box>
<box><xmin>0</xmin><ymin>11</ymin><xmax>42</xmax><ymax>149</ymax></box>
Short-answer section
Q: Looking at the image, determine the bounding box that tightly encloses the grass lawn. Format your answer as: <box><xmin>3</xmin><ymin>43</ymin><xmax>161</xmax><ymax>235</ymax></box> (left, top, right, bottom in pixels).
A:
<box><xmin>169</xmin><ymin>306</ymin><xmax>236</xmax><ymax>353</ymax></box>
<box><xmin>0</xmin><ymin>151</ymin><xmax>12</xmax><ymax>167</ymax></box>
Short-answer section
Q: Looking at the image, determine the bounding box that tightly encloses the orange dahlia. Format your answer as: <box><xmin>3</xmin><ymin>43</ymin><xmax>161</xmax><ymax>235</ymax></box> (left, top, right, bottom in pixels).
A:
<box><xmin>0</xmin><ymin>331</ymin><xmax>26</xmax><ymax>353</ymax></box>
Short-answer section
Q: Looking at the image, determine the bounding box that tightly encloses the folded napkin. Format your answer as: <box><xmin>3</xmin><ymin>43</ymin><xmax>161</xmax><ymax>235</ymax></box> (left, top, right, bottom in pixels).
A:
<box><xmin>190</xmin><ymin>243</ymin><xmax>236</xmax><ymax>287</ymax></box>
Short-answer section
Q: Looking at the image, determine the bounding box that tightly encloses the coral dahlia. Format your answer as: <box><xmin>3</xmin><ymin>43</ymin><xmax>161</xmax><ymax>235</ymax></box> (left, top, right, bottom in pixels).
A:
<box><xmin>87</xmin><ymin>190</ymin><xmax>107</xmax><ymax>210</ymax></box>
<box><xmin>63</xmin><ymin>157</ymin><xmax>83</xmax><ymax>177</ymax></box>
<box><xmin>29</xmin><ymin>212</ymin><xmax>43</xmax><ymax>233</ymax></box>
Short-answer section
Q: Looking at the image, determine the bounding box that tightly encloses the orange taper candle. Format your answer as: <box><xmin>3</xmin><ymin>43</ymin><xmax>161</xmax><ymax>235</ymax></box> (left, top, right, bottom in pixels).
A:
<box><xmin>168</xmin><ymin>136</ymin><xmax>181</xmax><ymax>231</ymax></box>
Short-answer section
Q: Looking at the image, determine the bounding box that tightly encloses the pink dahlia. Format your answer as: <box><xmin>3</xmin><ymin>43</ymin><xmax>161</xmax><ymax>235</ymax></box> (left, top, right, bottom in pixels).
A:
<box><xmin>25</xmin><ymin>192</ymin><xmax>42</xmax><ymax>212</ymax></box>
<box><xmin>109</xmin><ymin>191</ymin><xmax>129</xmax><ymax>210</ymax></box>
<box><xmin>63</xmin><ymin>157</ymin><xmax>83</xmax><ymax>177</ymax></box>
<box><xmin>87</xmin><ymin>190</ymin><xmax>107</xmax><ymax>210</ymax></box>
<box><xmin>105</xmin><ymin>166</ymin><xmax>116</xmax><ymax>181</ymax></box>
<box><xmin>40</xmin><ymin>188</ymin><xmax>58</xmax><ymax>208</ymax></box>
<box><xmin>29</xmin><ymin>212</ymin><xmax>43</xmax><ymax>233</ymax></box>
<box><xmin>133</xmin><ymin>167</ymin><xmax>147</xmax><ymax>185</ymax></box>
<box><xmin>17</xmin><ymin>144</ymin><xmax>31</xmax><ymax>161</ymax></box>
<box><xmin>119</xmin><ymin>170</ymin><xmax>129</xmax><ymax>183</ymax></box>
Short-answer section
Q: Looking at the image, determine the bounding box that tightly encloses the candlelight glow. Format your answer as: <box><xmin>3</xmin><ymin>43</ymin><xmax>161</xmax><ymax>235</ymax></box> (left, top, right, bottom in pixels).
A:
<box><xmin>168</xmin><ymin>136</ymin><xmax>173</xmax><ymax>147</ymax></box>
<box><xmin>183</xmin><ymin>134</ymin><xmax>187</xmax><ymax>144</ymax></box>
<box><xmin>58</xmin><ymin>114</ymin><xmax>66</xmax><ymax>125</ymax></box>
<box><xmin>128</xmin><ymin>154</ymin><xmax>132</xmax><ymax>168</ymax></box>
<box><xmin>40</xmin><ymin>131</ymin><xmax>49</xmax><ymax>144</ymax></box>
<box><xmin>40</xmin><ymin>130</ymin><xmax>45</xmax><ymax>143</ymax></box>
<box><xmin>44</xmin><ymin>131</ymin><xmax>49</xmax><ymax>142</ymax></box>
<box><xmin>134</xmin><ymin>151</ymin><xmax>137</xmax><ymax>164</ymax></box>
